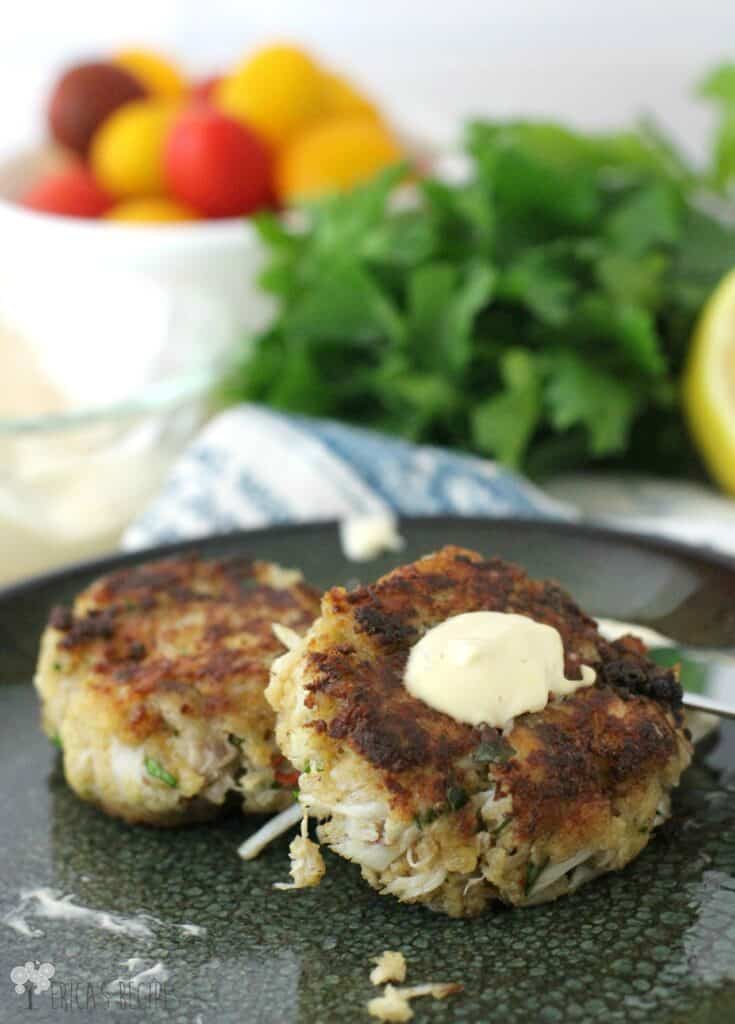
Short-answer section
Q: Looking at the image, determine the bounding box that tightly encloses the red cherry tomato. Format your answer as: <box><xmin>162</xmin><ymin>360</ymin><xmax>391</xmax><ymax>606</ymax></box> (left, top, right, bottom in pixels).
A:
<box><xmin>190</xmin><ymin>75</ymin><xmax>223</xmax><ymax>104</ymax></box>
<box><xmin>164</xmin><ymin>107</ymin><xmax>272</xmax><ymax>218</ymax></box>
<box><xmin>22</xmin><ymin>167</ymin><xmax>114</xmax><ymax>218</ymax></box>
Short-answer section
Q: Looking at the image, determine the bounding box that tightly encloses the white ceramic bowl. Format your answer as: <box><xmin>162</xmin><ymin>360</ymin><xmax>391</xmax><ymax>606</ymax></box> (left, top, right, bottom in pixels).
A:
<box><xmin>0</xmin><ymin>147</ymin><xmax>278</xmax><ymax>584</ymax></box>
<box><xmin>0</xmin><ymin>113</ymin><xmax>456</xmax><ymax>584</ymax></box>
<box><xmin>0</xmin><ymin>107</ymin><xmax>455</xmax><ymax>413</ymax></box>
<box><xmin>0</xmin><ymin>146</ymin><xmax>277</xmax><ymax>411</ymax></box>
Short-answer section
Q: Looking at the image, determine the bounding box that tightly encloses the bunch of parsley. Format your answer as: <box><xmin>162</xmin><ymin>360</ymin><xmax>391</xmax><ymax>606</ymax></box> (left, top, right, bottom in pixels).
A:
<box><xmin>225</xmin><ymin>68</ymin><xmax>735</xmax><ymax>477</ymax></box>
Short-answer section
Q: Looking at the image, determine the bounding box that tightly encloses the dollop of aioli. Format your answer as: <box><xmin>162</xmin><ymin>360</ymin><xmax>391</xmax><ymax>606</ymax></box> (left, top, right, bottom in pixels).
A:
<box><xmin>404</xmin><ymin>611</ymin><xmax>596</xmax><ymax>728</ymax></box>
<box><xmin>339</xmin><ymin>514</ymin><xmax>405</xmax><ymax>562</ymax></box>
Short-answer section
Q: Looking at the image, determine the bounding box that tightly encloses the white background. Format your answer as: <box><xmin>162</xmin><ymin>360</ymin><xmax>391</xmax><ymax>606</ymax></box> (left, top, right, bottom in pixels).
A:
<box><xmin>1</xmin><ymin>0</ymin><xmax>734</xmax><ymax>160</ymax></box>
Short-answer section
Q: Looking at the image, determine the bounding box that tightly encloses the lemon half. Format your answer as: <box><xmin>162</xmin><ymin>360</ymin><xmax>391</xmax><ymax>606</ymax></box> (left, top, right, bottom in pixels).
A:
<box><xmin>683</xmin><ymin>267</ymin><xmax>735</xmax><ymax>494</ymax></box>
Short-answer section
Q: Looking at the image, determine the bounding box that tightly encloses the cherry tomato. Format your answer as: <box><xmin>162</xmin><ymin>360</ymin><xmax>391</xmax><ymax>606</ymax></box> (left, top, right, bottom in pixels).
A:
<box><xmin>22</xmin><ymin>167</ymin><xmax>113</xmax><ymax>218</ymax></box>
<box><xmin>114</xmin><ymin>48</ymin><xmax>187</xmax><ymax>100</ymax></box>
<box><xmin>48</xmin><ymin>61</ymin><xmax>147</xmax><ymax>157</ymax></box>
<box><xmin>215</xmin><ymin>44</ymin><xmax>325</xmax><ymax>147</ymax></box>
<box><xmin>164</xmin><ymin>107</ymin><xmax>272</xmax><ymax>218</ymax></box>
<box><xmin>90</xmin><ymin>99</ymin><xmax>177</xmax><ymax>198</ymax></box>
<box><xmin>190</xmin><ymin>75</ymin><xmax>223</xmax><ymax>104</ymax></box>
<box><xmin>321</xmin><ymin>71</ymin><xmax>380</xmax><ymax>121</ymax></box>
<box><xmin>276</xmin><ymin>115</ymin><xmax>403</xmax><ymax>203</ymax></box>
<box><xmin>105</xmin><ymin>197</ymin><xmax>198</xmax><ymax>223</ymax></box>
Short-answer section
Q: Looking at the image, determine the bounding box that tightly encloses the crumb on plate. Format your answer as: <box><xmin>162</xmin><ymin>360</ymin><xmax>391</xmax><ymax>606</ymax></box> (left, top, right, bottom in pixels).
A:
<box><xmin>367</xmin><ymin>982</ymin><xmax>462</xmax><ymax>1021</ymax></box>
<box><xmin>273</xmin><ymin>816</ymin><xmax>326</xmax><ymax>890</ymax></box>
<box><xmin>370</xmin><ymin>951</ymin><xmax>407</xmax><ymax>986</ymax></box>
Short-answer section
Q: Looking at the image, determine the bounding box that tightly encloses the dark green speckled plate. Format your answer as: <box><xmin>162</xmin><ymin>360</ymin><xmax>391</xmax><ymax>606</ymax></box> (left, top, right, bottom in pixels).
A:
<box><xmin>1</xmin><ymin>518</ymin><xmax>735</xmax><ymax>1024</ymax></box>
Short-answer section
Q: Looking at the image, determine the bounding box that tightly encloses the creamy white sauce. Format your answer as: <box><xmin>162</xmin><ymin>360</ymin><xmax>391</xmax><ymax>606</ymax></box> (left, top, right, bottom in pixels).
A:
<box><xmin>1</xmin><ymin>888</ymin><xmax>205</xmax><ymax>941</ymax></box>
<box><xmin>339</xmin><ymin>514</ymin><xmax>405</xmax><ymax>562</ymax></box>
<box><xmin>404</xmin><ymin>611</ymin><xmax>596</xmax><ymax>728</ymax></box>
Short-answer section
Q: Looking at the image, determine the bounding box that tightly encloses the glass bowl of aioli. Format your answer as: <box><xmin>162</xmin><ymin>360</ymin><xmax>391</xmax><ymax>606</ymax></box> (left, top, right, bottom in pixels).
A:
<box><xmin>0</xmin><ymin>360</ymin><xmax>217</xmax><ymax>588</ymax></box>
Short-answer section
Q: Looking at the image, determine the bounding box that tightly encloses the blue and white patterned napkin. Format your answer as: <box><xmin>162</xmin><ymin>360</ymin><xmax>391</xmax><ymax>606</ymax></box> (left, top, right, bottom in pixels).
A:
<box><xmin>123</xmin><ymin>405</ymin><xmax>570</xmax><ymax>550</ymax></box>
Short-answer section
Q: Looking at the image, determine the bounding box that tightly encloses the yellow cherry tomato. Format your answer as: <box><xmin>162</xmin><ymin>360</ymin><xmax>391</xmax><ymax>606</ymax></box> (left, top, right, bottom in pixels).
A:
<box><xmin>321</xmin><ymin>71</ymin><xmax>380</xmax><ymax>121</ymax></box>
<box><xmin>105</xmin><ymin>197</ymin><xmax>198</xmax><ymax>223</ymax></box>
<box><xmin>215</xmin><ymin>44</ymin><xmax>325</xmax><ymax>147</ymax></box>
<box><xmin>90</xmin><ymin>99</ymin><xmax>177</xmax><ymax>198</ymax></box>
<box><xmin>114</xmin><ymin>48</ymin><xmax>187</xmax><ymax>99</ymax></box>
<box><xmin>276</xmin><ymin>116</ymin><xmax>404</xmax><ymax>203</ymax></box>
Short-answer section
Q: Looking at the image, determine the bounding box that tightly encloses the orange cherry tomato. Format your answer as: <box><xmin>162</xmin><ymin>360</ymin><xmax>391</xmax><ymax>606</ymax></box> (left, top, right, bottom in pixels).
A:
<box><xmin>90</xmin><ymin>99</ymin><xmax>178</xmax><ymax>199</ymax></box>
<box><xmin>276</xmin><ymin>115</ymin><xmax>403</xmax><ymax>203</ymax></box>
<box><xmin>215</xmin><ymin>44</ymin><xmax>325</xmax><ymax>147</ymax></box>
<box><xmin>114</xmin><ymin>48</ymin><xmax>187</xmax><ymax>100</ymax></box>
<box><xmin>105</xmin><ymin>197</ymin><xmax>198</xmax><ymax>223</ymax></box>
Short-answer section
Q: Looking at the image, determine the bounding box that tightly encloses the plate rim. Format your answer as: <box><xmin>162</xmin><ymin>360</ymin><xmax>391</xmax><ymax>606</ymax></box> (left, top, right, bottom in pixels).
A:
<box><xmin>2</xmin><ymin>514</ymin><xmax>735</xmax><ymax>606</ymax></box>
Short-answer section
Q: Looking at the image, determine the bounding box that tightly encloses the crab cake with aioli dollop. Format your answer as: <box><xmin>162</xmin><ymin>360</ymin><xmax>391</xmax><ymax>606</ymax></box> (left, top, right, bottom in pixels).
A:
<box><xmin>267</xmin><ymin>546</ymin><xmax>692</xmax><ymax>916</ymax></box>
<box><xmin>36</xmin><ymin>554</ymin><xmax>320</xmax><ymax>826</ymax></box>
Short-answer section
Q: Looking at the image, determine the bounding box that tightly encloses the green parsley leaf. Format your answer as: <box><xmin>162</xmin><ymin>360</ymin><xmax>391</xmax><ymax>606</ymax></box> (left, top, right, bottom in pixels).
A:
<box><xmin>525</xmin><ymin>858</ymin><xmax>549</xmax><ymax>895</ymax></box>
<box><xmin>492</xmin><ymin>815</ymin><xmax>514</xmax><ymax>837</ymax></box>
<box><xmin>224</xmin><ymin>81</ymin><xmax>735</xmax><ymax>480</ymax></box>
<box><xmin>413</xmin><ymin>806</ymin><xmax>443</xmax><ymax>830</ymax></box>
<box><xmin>544</xmin><ymin>351</ymin><xmax>639</xmax><ymax>456</ymax></box>
<box><xmin>144</xmin><ymin>757</ymin><xmax>178</xmax><ymax>789</ymax></box>
<box><xmin>699</xmin><ymin>63</ymin><xmax>735</xmax><ymax>106</ymax></box>
<box><xmin>472</xmin><ymin>349</ymin><xmax>542</xmax><ymax>467</ymax></box>
<box><xmin>472</xmin><ymin>737</ymin><xmax>516</xmax><ymax>764</ymax></box>
<box><xmin>446</xmin><ymin>785</ymin><xmax>469</xmax><ymax>812</ymax></box>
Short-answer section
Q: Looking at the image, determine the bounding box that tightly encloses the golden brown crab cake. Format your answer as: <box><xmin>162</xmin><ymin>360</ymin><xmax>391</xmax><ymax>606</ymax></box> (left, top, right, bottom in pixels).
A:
<box><xmin>35</xmin><ymin>554</ymin><xmax>320</xmax><ymax>826</ymax></box>
<box><xmin>267</xmin><ymin>546</ymin><xmax>692</xmax><ymax>916</ymax></box>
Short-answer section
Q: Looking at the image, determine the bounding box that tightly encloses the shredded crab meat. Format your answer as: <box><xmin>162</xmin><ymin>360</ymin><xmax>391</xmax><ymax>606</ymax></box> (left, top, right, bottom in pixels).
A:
<box><xmin>368</xmin><ymin>982</ymin><xmax>462</xmax><ymax>1022</ymax></box>
<box><xmin>528</xmin><ymin>848</ymin><xmax>594</xmax><ymax>895</ymax></box>
<box><xmin>274</xmin><ymin>816</ymin><xmax>326</xmax><ymax>891</ymax></box>
<box><xmin>383</xmin><ymin>867</ymin><xmax>447</xmax><ymax>900</ymax></box>
<box><xmin>238</xmin><ymin>802</ymin><xmax>302</xmax><ymax>860</ymax></box>
<box><xmin>333</xmin><ymin>835</ymin><xmax>401</xmax><ymax>872</ymax></box>
<box><xmin>463</xmin><ymin>875</ymin><xmax>485</xmax><ymax>896</ymax></box>
<box><xmin>271</xmin><ymin>623</ymin><xmax>304</xmax><ymax>650</ymax></box>
<box><xmin>370</xmin><ymin>951</ymin><xmax>407</xmax><ymax>986</ymax></box>
<box><xmin>406</xmin><ymin>836</ymin><xmax>439</xmax><ymax>871</ymax></box>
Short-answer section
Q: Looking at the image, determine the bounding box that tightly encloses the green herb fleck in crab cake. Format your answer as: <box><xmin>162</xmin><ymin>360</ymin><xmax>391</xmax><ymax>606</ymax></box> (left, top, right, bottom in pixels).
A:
<box><xmin>36</xmin><ymin>554</ymin><xmax>320</xmax><ymax>826</ymax></box>
<box><xmin>266</xmin><ymin>546</ymin><xmax>692</xmax><ymax>916</ymax></box>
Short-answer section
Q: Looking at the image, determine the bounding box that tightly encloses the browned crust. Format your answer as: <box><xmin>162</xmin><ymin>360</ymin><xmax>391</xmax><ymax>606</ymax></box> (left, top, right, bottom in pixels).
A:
<box><xmin>47</xmin><ymin>554</ymin><xmax>321</xmax><ymax>743</ymax></box>
<box><xmin>493</xmin><ymin>686</ymin><xmax>680</xmax><ymax>840</ymax></box>
<box><xmin>301</xmin><ymin>546</ymin><xmax>686</xmax><ymax>821</ymax></box>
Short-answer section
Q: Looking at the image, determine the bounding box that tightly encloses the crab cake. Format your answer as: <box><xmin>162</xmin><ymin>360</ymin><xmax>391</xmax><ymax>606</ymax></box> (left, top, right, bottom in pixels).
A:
<box><xmin>36</xmin><ymin>554</ymin><xmax>320</xmax><ymax>826</ymax></box>
<box><xmin>267</xmin><ymin>546</ymin><xmax>692</xmax><ymax>917</ymax></box>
